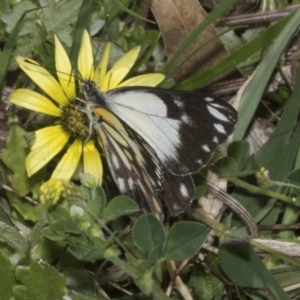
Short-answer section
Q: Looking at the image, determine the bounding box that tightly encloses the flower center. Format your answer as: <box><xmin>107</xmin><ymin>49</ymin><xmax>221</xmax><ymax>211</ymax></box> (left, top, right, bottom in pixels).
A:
<box><xmin>61</xmin><ymin>102</ymin><xmax>94</xmax><ymax>141</ymax></box>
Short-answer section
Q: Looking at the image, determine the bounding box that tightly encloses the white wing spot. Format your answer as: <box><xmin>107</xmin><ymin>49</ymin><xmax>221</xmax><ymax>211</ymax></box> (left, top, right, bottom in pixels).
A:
<box><xmin>117</xmin><ymin>177</ymin><xmax>126</xmax><ymax>191</ymax></box>
<box><xmin>174</xmin><ymin>100</ymin><xmax>184</xmax><ymax>108</ymax></box>
<box><xmin>124</xmin><ymin>149</ymin><xmax>133</xmax><ymax>161</ymax></box>
<box><xmin>213</xmin><ymin>136</ymin><xmax>219</xmax><ymax>144</ymax></box>
<box><xmin>210</xmin><ymin>103</ymin><xmax>224</xmax><ymax>109</ymax></box>
<box><xmin>180</xmin><ymin>183</ymin><xmax>189</xmax><ymax>198</ymax></box>
<box><xmin>181</xmin><ymin>114</ymin><xmax>192</xmax><ymax>124</ymax></box>
<box><xmin>202</xmin><ymin>144</ymin><xmax>210</xmax><ymax>152</ymax></box>
<box><xmin>128</xmin><ymin>177</ymin><xmax>134</xmax><ymax>190</ymax></box>
<box><xmin>208</xmin><ymin>106</ymin><xmax>229</xmax><ymax>122</ymax></box>
<box><xmin>214</xmin><ymin>123</ymin><xmax>226</xmax><ymax>134</ymax></box>
<box><xmin>111</xmin><ymin>153</ymin><xmax>119</xmax><ymax>169</ymax></box>
<box><xmin>197</xmin><ymin>159</ymin><xmax>203</xmax><ymax>165</ymax></box>
<box><xmin>204</xmin><ymin>97</ymin><xmax>214</xmax><ymax>102</ymax></box>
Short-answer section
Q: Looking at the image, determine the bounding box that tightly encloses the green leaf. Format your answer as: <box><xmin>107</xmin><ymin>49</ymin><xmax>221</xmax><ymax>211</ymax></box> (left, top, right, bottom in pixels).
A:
<box><xmin>64</xmin><ymin>218</ymin><xmax>82</xmax><ymax>235</ymax></box>
<box><xmin>164</xmin><ymin>222</ymin><xmax>208</xmax><ymax>261</ymax></box>
<box><xmin>102</xmin><ymin>196</ymin><xmax>139</xmax><ymax>221</ymax></box>
<box><xmin>84</xmin><ymin>186</ymin><xmax>106</xmax><ymax>217</ymax></box>
<box><xmin>0</xmin><ymin>222</ymin><xmax>28</xmax><ymax>253</ymax></box>
<box><xmin>189</xmin><ymin>273</ymin><xmax>223</xmax><ymax>300</ymax></box>
<box><xmin>0</xmin><ymin>250</ymin><xmax>16</xmax><ymax>299</ymax></box>
<box><xmin>219</xmin><ymin>241</ymin><xmax>290</xmax><ymax>300</ymax></box>
<box><xmin>69</xmin><ymin>0</ymin><xmax>93</xmax><ymax>67</ymax></box>
<box><xmin>83</xmin><ymin>239</ymin><xmax>113</xmax><ymax>262</ymax></box>
<box><xmin>13</xmin><ymin>261</ymin><xmax>66</xmax><ymax>300</ymax></box>
<box><xmin>132</xmin><ymin>214</ymin><xmax>166</xmax><ymax>262</ymax></box>
<box><xmin>287</xmin><ymin>169</ymin><xmax>300</xmax><ymax>196</ymax></box>
<box><xmin>1</xmin><ymin>126</ymin><xmax>33</xmax><ymax>195</ymax></box>
<box><xmin>31</xmin><ymin>236</ymin><xmax>64</xmax><ymax>262</ymax></box>
<box><xmin>43</xmin><ymin>226</ymin><xmax>66</xmax><ymax>242</ymax></box>
<box><xmin>210</xmin><ymin>156</ymin><xmax>239</xmax><ymax>175</ymax></box>
<box><xmin>0</xmin><ymin>4</ymin><xmax>41</xmax><ymax>95</ymax></box>
<box><xmin>234</xmin><ymin>8</ymin><xmax>300</xmax><ymax>139</ymax></box>
<box><xmin>177</xmin><ymin>9</ymin><xmax>297</xmax><ymax>90</ymax></box>
<box><xmin>68</xmin><ymin>238</ymin><xmax>112</xmax><ymax>262</ymax></box>
<box><xmin>13</xmin><ymin>203</ymin><xmax>44</xmax><ymax>222</ymax></box>
<box><xmin>233</xmin><ymin>67</ymin><xmax>300</xmax><ymax>223</ymax></box>
<box><xmin>48</xmin><ymin>205</ymin><xmax>71</xmax><ymax>223</ymax></box>
<box><xmin>272</xmin><ymin>266</ymin><xmax>300</xmax><ymax>289</ymax></box>
<box><xmin>227</xmin><ymin>141</ymin><xmax>250</xmax><ymax>168</ymax></box>
<box><xmin>0</xmin><ymin>2</ymin><xmax>38</xmax><ymax>71</ymax></box>
<box><xmin>193</xmin><ymin>173</ymin><xmax>207</xmax><ymax>199</ymax></box>
<box><xmin>65</xmin><ymin>267</ymin><xmax>108</xmax><ymax>300</ymax></box>
<box><xmin>211</xmin><ymin>141</ymin><xmax>250</xmax><ymax>175</ymax></box>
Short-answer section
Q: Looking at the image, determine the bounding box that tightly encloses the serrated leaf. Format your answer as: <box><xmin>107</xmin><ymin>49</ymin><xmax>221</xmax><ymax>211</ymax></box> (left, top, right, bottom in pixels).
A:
<box><xmin>102</xmin><ymin>196</ymin><xmax>139</xmax><ymax>221</ymax></box>
<box><xmin>164</xmin><ymin>222</ymin><xmax>207</xmax><ymax>260</ymax></box>
<box><xmin>14</xmin><ymin>261</ymin><xmax>66</xmax><ymax>300</ymax></box>
<box><xmin>132</xmin><ymin>214</ymin><xmax>165</xmax><ymax>262</ymax></box>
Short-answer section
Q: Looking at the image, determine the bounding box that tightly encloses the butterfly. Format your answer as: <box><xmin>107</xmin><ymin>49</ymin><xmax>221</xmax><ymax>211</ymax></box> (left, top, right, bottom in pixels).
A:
<box><xmin>81</xmin><ymin>81</ymin><xmax>237</xmax><ymax>220</ymax></box>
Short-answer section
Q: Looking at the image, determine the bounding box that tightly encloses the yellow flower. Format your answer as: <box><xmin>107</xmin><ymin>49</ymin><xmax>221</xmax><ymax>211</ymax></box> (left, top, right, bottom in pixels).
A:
<box><xmin>40</xmin><ymin>178</ymin><xmax>64</xmax><ymax>206</ymax></box>
<box><xmin>9</xmin><ymin>30</ymin><xmax>165</xmax><ymax>185</ymax></box>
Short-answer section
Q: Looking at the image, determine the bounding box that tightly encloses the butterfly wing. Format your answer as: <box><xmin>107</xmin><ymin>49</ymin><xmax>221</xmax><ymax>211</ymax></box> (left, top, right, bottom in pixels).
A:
<box><xmin>91</xmin><ymin>106</ymin><xmax>166</xmax><ymax>219</ymax></box>
<box><xmin>90</xmin><ymin>106</ymin><xmax>195</xmax><ymax>219</ymax></box>
<box><xmin>82</xmin><ymin>82</ymin><xmax>237</xmax><ymax>218</ymax></box>
<box><xmin>162</xmin><ymin>169</ymin><xmax>195</xmax><ymax>217</ymax></box>
<box><xmin>105</xmin><ymin>87</ymin><xmax>237</xmax><ymax>176</ymax></box>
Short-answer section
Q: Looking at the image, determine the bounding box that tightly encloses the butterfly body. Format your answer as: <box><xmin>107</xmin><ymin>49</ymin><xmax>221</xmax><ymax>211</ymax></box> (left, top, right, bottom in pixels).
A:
<box><xmin>82</xmin><ymin>80</ymin><xmax>237</xmax><ymax>220</ymax></box>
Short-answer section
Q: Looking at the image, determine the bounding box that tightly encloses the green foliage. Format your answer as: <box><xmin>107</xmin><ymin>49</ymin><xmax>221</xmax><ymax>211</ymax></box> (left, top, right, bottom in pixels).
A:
<box><xmin>219</xmin><ymin>241</ymin><xmax>290</xmax><ymax>300</ymax></box>
<box><xmin>1</xmin><ymin>0</ymin><xmax>300</xmax><ymax>299</ymax></box>
<box><xmin>14</xmin><ymin>261</ymin><xmax>67</xmax><ymax>300</ymax></box>
<box><xmin>1</xmin><ymin>126</ymin><xmax>32</xmax><ymax>195</ymax></box>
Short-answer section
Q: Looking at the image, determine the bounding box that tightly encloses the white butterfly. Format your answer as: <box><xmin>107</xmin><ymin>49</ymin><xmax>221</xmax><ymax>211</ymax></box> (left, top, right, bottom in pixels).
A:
<box><xmin>82</xmin><ymin>81</ymin><xmax>237</xmax><ymax>220</ymax></box>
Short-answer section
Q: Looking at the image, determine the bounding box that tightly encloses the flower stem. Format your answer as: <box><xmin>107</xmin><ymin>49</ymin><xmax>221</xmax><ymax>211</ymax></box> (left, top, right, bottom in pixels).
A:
<box><xmin>227</xmin><ymin>176</ymin><xmax>295</xmax><ymax>205</ymax></box>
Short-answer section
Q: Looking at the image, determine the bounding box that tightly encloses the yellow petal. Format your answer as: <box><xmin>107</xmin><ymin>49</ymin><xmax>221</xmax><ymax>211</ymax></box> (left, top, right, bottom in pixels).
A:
<box><xmin>31</xmin><ymin>125</ymin><xmax>68</xmax><ymax>149</ymax></box>
<box><xmin>102</xmin><ymin>46</ymin><xmax>141</xmax><ymax>91</ymax></box>
<box><xmin>78</xmin><ymin>30</ymin><xmax>94</xmax><ymax>80</ymax></box>
<box><xmin>94</xmin><ymin>42</ymin><xmax>110</xmax><ymax>88</ymax></box>
<box><xmin>118</xmin><ymin>73</ymin><xmax>165</xmax><ymax>88</ymax></box>
<box><xmin>54</xmin><ymin>35</ymin><xmax>76</xmax><ymax>100</ymax></box>
<box><xmin>16</xmin><ymin>56</ymin><xmax>69</xmax><ymax>106</ymax></box>
<box><xmin>9</xmin><ymin>89</ymin><xmax>62</xmax><ymax>116</ymax></box>
<box><xmin>83</xmin><ymin>140</ymin><xmax>103</xmax><ymax>185</ymax></box>
<box><xmin>51</xmin><ymin>139</ymin><xmax>82</xmax><ymax>180</ymax></box>
<box><xmin>26</xmin><ymin>126</ymin><xmax>69</xmax><ymax>176</ymax></box>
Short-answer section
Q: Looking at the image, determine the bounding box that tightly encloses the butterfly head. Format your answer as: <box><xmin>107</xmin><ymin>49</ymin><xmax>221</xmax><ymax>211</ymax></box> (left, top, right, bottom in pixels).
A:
<box><xmin>81</xmin><ymin>79</ymin><xmax>108</xmax><ymax>108</ymax></box>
